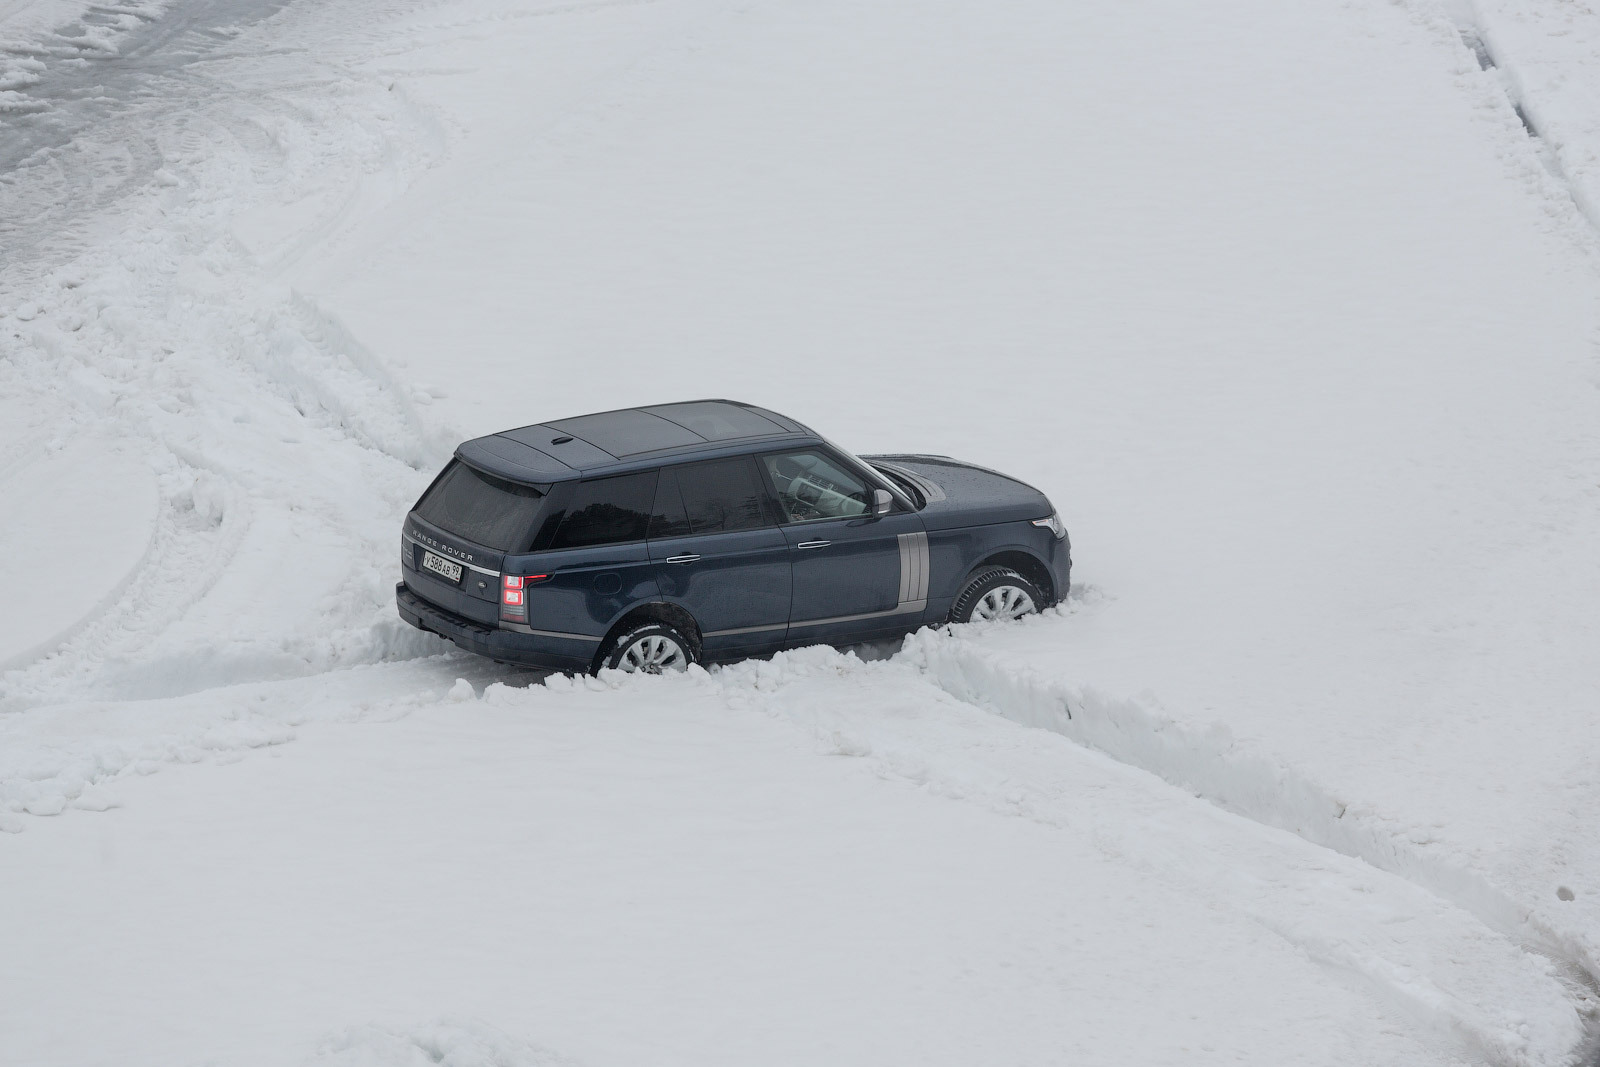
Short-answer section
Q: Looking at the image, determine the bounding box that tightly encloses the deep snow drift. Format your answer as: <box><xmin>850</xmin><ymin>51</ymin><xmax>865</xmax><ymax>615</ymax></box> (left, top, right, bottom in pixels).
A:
<box><xmin>3</xmin><ymin>0</ymin><xmax>1600</xmax><ymax>1064</ymax></box>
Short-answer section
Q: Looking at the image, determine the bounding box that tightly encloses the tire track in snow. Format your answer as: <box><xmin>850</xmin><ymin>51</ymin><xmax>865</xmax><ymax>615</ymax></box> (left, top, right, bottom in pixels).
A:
<box><xmin>0</xmin><ymin>0</ymin><xmax>302</xmax><ymax>259</ymax></box>
<box><xmin>0</xmin><ymin>439</ymin><xmax>161</xmax><ymax>674</ymax></box>
<box><xmin>0</xmin><ymin>460</ymin><xmax>251</xmax><ymax>709</ymax></box>
<box><xmin>0</xmin><ymin>654</ymin><xmax>464</xmax><ymax>830</ymax></box>
<box><xmin>0</xmin><ymin>0</ymin><xmax>458</xmax><ymax>700</ymax></box>
<box><xmin>1430</xmin><ymin>0</ymin><xmax>1600</xmax><ymax>245</ymax></box>
<box><xmin>285</xmin><ymin>290</ymin><xmax>453</xmax><ymax>470</ymax></box>
<box><xmin>894</xmin><ymin>623</ymin><xmax>1600</xmax><ymax>1067</ymax></box>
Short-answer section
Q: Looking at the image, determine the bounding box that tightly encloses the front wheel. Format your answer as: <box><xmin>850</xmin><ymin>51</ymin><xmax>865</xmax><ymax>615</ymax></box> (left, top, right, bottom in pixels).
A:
<box><xmin>600</xmin><ymin>623</ymin><xmax>695</xmax><ymax>674</ymax></box>
<box><xmin>949</xmin><ymin>567</ymin><xmax>1044</xmax><ymax>625</ymax></box>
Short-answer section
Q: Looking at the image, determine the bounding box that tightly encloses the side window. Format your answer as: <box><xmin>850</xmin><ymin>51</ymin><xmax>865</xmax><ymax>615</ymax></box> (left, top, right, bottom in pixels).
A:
<box><xmin>674</xmin><ymin>456</ymin><xmax>772</xmax><ymax>534</ymax></box>
<box><xmin>549</xmin><ymin>470</ymin><xmax>658</xmax><ymax>549</ymax></box>
<box><xmin>648</xmin><ymin>467</ymin><xmax>691</xmax><ymax>539</ymax></box>
<box><xmin>761</xmin><ymin>450</ymin><xmax>871</xmax><ymax>522</ymax></box>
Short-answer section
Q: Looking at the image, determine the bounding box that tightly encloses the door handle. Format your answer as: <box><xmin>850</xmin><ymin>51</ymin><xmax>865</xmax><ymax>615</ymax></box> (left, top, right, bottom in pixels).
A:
<box><xmin>664</xmin><ymin>554</ymin><xmax>701</xmax><ymax>564</ymax></box>
<box><xmin>796</xmin><ymin>540</ymin><xmax>831</xmax><ymax>550</ymax></box>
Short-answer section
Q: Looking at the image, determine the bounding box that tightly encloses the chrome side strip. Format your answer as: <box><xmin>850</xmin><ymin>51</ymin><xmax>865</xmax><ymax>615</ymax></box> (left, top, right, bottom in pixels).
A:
<box><xmin>500</xmin><ymin>621</ymin><xmax>602</xmax><ymax>642</ymax></box>
<box><xmin>703</xmin><ymin>622</ymin><xmax>788</xmax><ymax>638</ymax></box>
<box><xmin>404</xmin><ymin>533</ymin><xmax>501</xmax><ymax>578</ymax></box>
<box><xmin>896</xmin><ymin>530</ymin><xmax>929</xmax><ymax>604</ymax></box>
<box><xmin>898</xmin><ymin>536</ymin><xmax>910</xmax><ymax>601</ymax></box>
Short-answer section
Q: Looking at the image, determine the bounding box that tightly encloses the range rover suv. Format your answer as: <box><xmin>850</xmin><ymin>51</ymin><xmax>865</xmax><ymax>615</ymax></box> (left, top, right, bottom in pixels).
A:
<box><xmin>397</xmin><ymin>400</ymin><xmax>1070</xmax><ymax>674</ymax></box>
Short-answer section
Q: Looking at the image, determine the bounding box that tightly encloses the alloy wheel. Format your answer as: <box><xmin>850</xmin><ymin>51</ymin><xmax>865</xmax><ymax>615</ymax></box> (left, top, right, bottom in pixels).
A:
<box><xmin>617</xmin><ymin>634</ymin><xmax>689</xmax><ymax>673</ymax></box>
<box><xmin>971</xmin><ymin>584</ymin><xmax>1036</xmax><ymax>622</ymax></box>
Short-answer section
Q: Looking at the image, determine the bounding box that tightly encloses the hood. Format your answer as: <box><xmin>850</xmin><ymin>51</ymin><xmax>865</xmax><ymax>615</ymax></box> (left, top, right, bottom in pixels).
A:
<box><xmin>864</xmin><ymin>454</ymin><xmax>1051</xmax><ymax>530</ymax></box>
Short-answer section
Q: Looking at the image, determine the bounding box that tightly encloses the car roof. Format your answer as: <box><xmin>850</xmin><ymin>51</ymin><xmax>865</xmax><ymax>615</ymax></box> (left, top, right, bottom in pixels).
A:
<box><xmin>455</xmin><ymin>399</ymin><xmax>816</xmax><ymax>483</ymax></box>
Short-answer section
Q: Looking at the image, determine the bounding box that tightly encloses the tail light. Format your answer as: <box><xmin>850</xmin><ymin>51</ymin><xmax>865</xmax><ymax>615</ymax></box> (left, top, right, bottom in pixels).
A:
<box><xmin>501</xmin><ymin>573</ymin><xmax>548</xmax><ymax>623</ymax></box>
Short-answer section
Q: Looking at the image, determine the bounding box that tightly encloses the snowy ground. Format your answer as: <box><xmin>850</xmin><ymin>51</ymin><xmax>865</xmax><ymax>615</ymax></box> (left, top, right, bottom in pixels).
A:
<box><xmin>4</xmin><ymin>0</ymin><xmax>1600</xmax><ymax>1064</ymax></box>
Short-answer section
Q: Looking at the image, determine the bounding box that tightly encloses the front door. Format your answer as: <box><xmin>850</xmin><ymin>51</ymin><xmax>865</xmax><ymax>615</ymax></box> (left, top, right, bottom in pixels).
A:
<box><xmin>648</xmin><ymin>456</ymin><xmax>792</xmax><ymax>656</ymax></box>
<box><xmin>758</xmin><ymin>447</ymin><xmax>929</xmax><ymax>643</ymax></box>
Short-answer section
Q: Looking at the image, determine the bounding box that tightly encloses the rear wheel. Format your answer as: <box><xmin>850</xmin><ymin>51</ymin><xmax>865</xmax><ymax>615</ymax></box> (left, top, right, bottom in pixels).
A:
<box><xmin>950</xmin><ymin>567</ymin><xmax>1043</xmax><ymax>625</ymax></box>
<box><xmin>600</xmin><ymin>623</ymin><xmax>695</xmax><ymax>674</ymax></box>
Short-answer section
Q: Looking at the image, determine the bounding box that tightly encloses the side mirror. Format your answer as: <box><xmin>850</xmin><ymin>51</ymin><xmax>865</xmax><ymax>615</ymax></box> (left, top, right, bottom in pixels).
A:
<box><xmin>872</xmin><ymin>488</ymin><xmax>892</xmax><ymax>517</ymax></box>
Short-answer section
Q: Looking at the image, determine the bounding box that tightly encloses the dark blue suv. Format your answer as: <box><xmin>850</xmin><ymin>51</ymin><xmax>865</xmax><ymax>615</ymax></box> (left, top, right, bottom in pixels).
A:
<box><xmin>396</xmin><ymin>400</ymin><xmax>1070</xmax><ymax>674</ymax></box>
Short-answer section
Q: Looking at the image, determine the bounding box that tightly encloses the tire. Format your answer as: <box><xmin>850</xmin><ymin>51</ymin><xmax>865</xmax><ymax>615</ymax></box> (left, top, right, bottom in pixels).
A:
<box><xmin>949</xmin><ymin>567</ymin><xmax>1044</xmax><ymax>625</ymax></box>
<box><xmin>599</xmin><ymin>623</ymin><xmax>696</xmax><ymax>675</ymax></box>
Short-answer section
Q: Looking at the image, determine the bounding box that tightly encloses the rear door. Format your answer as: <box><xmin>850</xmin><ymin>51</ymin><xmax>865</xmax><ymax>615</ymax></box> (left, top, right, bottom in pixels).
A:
<box><xmin>758</xmin><ymin>447</ymin><xmax>929</xmax><ymax>643</ymax></box>
<box><xmin>648</xmin><ymin>456</ymin><xmax>792</xmax><ymax>655</ymax></box>
<box><xmin>520</xmin><ymin>471</ymin><xmax>660</xmax><ymax>638</ymax></box>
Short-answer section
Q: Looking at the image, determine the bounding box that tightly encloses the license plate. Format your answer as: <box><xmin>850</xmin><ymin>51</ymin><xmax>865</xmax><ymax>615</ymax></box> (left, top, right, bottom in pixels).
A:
<box><xmin>421</xmin><ymin>551</ymin><xmax>463</xmax><ymax>583</ymax></box>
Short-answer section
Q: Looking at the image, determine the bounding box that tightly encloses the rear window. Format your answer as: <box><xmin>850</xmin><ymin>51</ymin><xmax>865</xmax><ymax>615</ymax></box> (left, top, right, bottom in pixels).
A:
<box><xmin>413</xmin><ymin>460</ymin><xmax>546</xmax><ymax>551</ymax></box>
<box><xmin>550</xmin><ymin>470</ymin><xmax>659</xmax><ymax>549</ymax></box>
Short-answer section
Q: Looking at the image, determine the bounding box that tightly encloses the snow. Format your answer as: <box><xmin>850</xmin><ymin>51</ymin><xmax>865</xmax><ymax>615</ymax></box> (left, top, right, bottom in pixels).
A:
<box><xmin>4</xmin><ymin>0</ymin><xmax>1600</xmax><ymax>1063</ymax></box>
<box><xmin>1460</xmin><ymin>0</ymin><xmax>1600</xmax><ymax>229</ymax></box>
<box><xmin>0</xmin><ymin>436</ymin><xmax>157</xmax><ymax>668</ymax></box>
<box><xmin>0</xmin><ymin>657</ymin><xmax>1524</xmax><ymax>1067</ymax></box>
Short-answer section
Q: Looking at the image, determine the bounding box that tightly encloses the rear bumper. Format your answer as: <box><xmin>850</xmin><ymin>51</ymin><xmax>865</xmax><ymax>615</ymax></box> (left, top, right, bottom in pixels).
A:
<box><xmin>396</xmin><ymin>583</ymin><xmax>596</xmax><ymax>672</ymax></box>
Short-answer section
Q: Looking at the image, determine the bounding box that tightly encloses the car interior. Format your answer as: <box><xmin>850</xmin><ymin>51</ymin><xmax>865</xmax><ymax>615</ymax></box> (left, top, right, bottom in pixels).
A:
<box><xmin>762</xmin><ymin>451</ymin><xmax>871</xmax><ymax>522</ymax></box>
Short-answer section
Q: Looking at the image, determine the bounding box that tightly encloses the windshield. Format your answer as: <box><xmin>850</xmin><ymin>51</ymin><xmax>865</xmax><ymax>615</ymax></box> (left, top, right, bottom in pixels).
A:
<box><xmin>413</xmin><ymin>460</ymin><xmax>547</xmax><ymax>551</ymax></box>
<box><xmin>825</xmin><ymin>439</ymin><xmax>915</xmax><ymax>511</ymax></box>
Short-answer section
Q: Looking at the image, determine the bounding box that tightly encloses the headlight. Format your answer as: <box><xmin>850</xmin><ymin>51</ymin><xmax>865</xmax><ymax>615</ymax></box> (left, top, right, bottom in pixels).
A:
<box><xmin>1031</xmin><ymin>512</ymin><xmax>1067</xmax><ymax>539</ymax></box>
